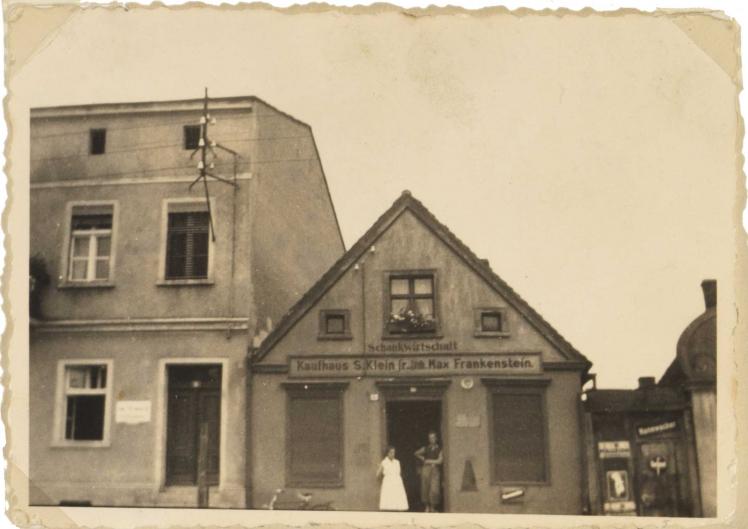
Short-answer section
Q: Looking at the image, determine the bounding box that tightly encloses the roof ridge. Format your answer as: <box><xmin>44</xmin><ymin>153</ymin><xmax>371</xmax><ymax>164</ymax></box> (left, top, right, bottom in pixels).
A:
<box><xmin>253</xmin><ymin>191</ymin><xmax>590</xmax><ymax>369</ymax></box>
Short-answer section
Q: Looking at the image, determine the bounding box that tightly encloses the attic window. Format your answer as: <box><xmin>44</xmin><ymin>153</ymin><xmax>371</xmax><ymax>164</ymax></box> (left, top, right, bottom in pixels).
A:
<box><xmin>89</xmin><ymin>129</ymin><xmax>106</xmax><ymax>155</ymax></box>
<box><xmin>184</xmin><ymin>125</ymin><xmax>201</xmax><ymax>150</ymax></box>
<box><xmin>474</xmin><ymin>308</ymin><xmax>509</xmax><ymax>337</ymax></box>
<box><xmin>319</xmin><ymin>310</ymin><xmax>351</xmax><ymax>340</ymax></box>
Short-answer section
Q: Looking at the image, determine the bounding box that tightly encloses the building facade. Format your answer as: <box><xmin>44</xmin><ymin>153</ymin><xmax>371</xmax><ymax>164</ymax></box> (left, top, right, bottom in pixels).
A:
<box><xmin>29</xmin><ymin>96</ymin><xmax>345</xmax><ymax>507</ymax></box>
<box><xmin>583</xmin><ymin>280</ymin><xmax>717</xmax><ymax>517</ymax></box>
<box><xmin>250</xmin><ymin>192</ymin><xmax>592</xmax><ymax>513</ymax></box>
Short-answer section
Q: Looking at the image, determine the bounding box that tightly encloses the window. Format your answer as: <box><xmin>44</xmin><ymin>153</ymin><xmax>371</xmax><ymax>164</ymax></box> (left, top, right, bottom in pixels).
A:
<box><xmin>386</xmin><ymin>272</ymin><xmax>437</xmax><ymax>335</ymax></box>
<box><xmin>474</xmin><ymin>307</ymin><xmax>509</xmax><ymax>337</ymax></box>
<box><xmin>68</xmin><ymin>205</ymin><xmax>114</xmax><ymax>282</ymax></box>
<box><xmin>165</xmin><ymin>210</ymin><xmax>210</xmax><ymax>280</ymax></box>
<box><xmin>62</xmin><ymin>364</ymin><xmax>109</xmax><ymax>441</ymax></box>
<box><xmin>318</xmin><ymin>310</ymin><xmax>351</xmax><ymax>340</ymax></box>
<box><xmin>284</xmin><ymin>383</ymin><xmax>346</xmax><ymax>487</ymax></box>
<box><xmin>486</xmin><ymin>380</ymin><xmax>549</xmax><ymax>484</ymax></box>
<box><xmin>89</xmin><ymin>129</ymin><xmax>106</xmax><ymax>155</ymax></box>
<box><xmin>184</xmin><ymin>125</ymin><xmax>201</xmax><ymax>150</ymax></box>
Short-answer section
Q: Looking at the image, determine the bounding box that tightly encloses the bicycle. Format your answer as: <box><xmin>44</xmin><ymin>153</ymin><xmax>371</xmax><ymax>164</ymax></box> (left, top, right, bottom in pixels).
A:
<box><xmin>264</xmin><ymin>488</ymin><xmax>335</xmax><ymax>510</ymax></box>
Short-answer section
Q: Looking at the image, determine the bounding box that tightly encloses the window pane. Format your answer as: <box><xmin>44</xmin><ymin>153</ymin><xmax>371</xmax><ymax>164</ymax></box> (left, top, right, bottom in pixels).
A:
<box><xmin>481</xmin><ymin>312</ymin><xmax>502</xmax><ymax>332</ymax></box>
<box><xmin>414</xmin><ymin>277</ymin><xmax>433</xmax><ymax>295</ymax></box>
<box><xmin>96</xmin><ymin>236</ymin><xmax>111</xmax><ymax>257</ymax></box>
<box><xmin>67</xmin><ymin>366</ymin><xmax>88</xmax><ymax>389</ymax></box>
<box><xmin>415</xmin><ymin>298</ymin><xmax>434</xmax><ymax>317</ymax></box>
<box><xmin>289</xmin><ymin>397</ymin><xmax>341</xmax><ymax>482</ymax></box>
<box><xmin>390</xmin><ymin>278</ymin><xmax>409</xmax><ymax>296</ymax></box>
<box><xmin>184</xmin><ymin>125</ymin><xmax>201</xmax><ymax>150</ymax></box>
<box><xmin>325</xmin><ymin>314</ymin><xmax>345</xmax><ymax>334</ymax></box>
<box><xmin>492</xmin><ymin>393</ymin><xmax>546</xmax><ymax>482</ymax></box>
<box><xmin>70</xmin><ymin>260</ymin><xmax>88</xmax><ymax>280</ymax></box>
<box><xmin>72</xmin><ymin>213</ymin><xmax>112</xmax><ymax>230</ymax></box>
<box><xmin>72</xmin><ymin>236</ymin><xmax>90</xmax><ymax>257</ymax></box>
<box><xmin>95</xmin><ymin>259</ymin><xmax>110</xmax><ymax>280</ymax></box>
<box><xmin>66</xmin><ymin>395</ymin><xmax>105</xmax><ymax>440</ymax></box>
<box><xmin>90</xmin><ymin>129</ymin><xmax>107</xmax><ymax>155</ymax></box>
<box><xmin>391</xmin><ymin>299</ymin><xmax>408</xmax><ymax>315</ymax></box>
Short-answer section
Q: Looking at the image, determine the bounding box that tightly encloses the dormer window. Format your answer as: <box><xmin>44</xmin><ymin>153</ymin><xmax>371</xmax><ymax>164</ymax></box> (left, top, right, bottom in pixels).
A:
<box><xmin>386</xmin><ymin>272</ymin><xmax>437</xmax><ymax>335</ymax></box>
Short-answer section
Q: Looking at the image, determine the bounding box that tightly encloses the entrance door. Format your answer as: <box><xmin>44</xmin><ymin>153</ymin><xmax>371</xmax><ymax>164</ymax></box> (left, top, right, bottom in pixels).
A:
<box><xmin>636</xmin><ymin>441</ymin><xmax>683</xmax><ymax>516</ymax></box>
<box><xmin>165</xmin><ymin>364</ymin><xmax>222</xmax><ymax>486</ymax></box>
<box><xmin>386</xmin><ymin>400</ymin><xmax>442</xmax><ymax>512</ymax></box>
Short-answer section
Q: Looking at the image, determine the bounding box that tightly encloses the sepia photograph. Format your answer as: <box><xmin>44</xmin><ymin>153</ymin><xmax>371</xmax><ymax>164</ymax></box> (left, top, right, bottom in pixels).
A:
<box><xmin>3</xmin><ymin>3</ymin><xmax>745</xmax><ymax>528</ymax></box>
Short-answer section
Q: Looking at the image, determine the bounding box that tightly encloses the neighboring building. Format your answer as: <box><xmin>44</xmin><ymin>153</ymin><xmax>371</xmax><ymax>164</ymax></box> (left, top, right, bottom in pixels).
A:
<box><xmin>29</xmin><ymin>96</ymin><xmax>345</xmax><ymax>507</ymax></box>
<box><xmin>249</xmin><ymin>191</ymin><xmax>592</xmax><ymax>513</ymax></box>
<box><xmin>583</xmin><ymin>280</ymin><xmax>717</xmax><ymax>517</ymax></box>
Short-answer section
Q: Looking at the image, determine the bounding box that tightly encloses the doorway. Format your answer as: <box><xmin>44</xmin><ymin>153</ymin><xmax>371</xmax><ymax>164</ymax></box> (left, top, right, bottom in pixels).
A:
<box><xmin>386</xmin><ymin>400</ymin><xmax>443</xmax><ymax>512</ymax></box>
<box><xmin>165</xmin><ymin>364</ymin><xmax>222</xmax><ymax>486</ymax></box>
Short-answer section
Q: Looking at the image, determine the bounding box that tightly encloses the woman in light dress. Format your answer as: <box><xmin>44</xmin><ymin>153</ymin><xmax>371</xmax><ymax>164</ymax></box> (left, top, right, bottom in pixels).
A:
<box><xmin>377</xmin><ymin>446</ymin><xmax>409</xmax><ymax>511</ymax></box>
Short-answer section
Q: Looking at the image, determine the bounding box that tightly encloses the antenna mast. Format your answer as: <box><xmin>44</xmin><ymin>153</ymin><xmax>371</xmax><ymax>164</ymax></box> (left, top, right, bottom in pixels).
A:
<box><xmin>189</xmin><ymin>87</ymin><xmax>240</xmax><ymax>241</ymax></box>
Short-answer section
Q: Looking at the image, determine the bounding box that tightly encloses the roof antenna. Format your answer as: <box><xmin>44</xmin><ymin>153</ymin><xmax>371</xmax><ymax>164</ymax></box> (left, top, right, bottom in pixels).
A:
<box><xmin>188</xmin><ymin>87</ymin><xmax>240</xmax><ymax>241</ymax></box>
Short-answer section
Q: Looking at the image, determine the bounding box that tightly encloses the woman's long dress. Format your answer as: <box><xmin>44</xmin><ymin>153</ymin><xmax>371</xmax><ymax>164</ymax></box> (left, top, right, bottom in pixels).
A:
<box><xmin>379</xmin><ymin>458</ymin><xmax>409</xmax><ymax>511</ymax></box>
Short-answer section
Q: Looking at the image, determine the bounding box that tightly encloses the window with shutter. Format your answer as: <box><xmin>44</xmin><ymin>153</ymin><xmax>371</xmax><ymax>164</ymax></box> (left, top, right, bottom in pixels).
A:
<box><xmin>285</xmin><ymin>383</ymin><xmax>346</xmax><ymax>487</ymax></box>
<box><xmin>489</xmin><ymin>386</ymin><xmax>548</xmax><ymax>483</ymax></box>
<box><xmin>165</xmin><ymin>211</ymin><xmax>210</xmax><ymax>279</ymax></box>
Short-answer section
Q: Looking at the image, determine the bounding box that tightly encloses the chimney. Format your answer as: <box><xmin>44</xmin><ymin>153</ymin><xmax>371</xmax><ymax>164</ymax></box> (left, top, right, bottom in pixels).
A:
<box><xmin>701</xmin><ymin>279</ymin><xmax>717</xmax><ymax>310</ymax></box>
<box><xmin>480</xmin><ymin>258</ymin><xmax>490</xmax><ymax>267</ymax></box>
<box><xmin>638</xmin><ymin>376</ymin><xmax>656</xmax><ymax>389</ymax></box>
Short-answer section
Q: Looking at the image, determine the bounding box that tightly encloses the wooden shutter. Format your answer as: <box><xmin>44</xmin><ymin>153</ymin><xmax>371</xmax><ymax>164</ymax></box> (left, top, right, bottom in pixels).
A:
<box><xmin>492</xmin><ymin>392</ymin><xmax>547</xmax><ymax>482</ymax></box>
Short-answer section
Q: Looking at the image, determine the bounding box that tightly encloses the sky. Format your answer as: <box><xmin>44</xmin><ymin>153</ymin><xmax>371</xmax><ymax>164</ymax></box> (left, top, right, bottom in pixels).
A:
<box><xmin>12</xmin><ymin>7</ymin><xmax>738</xmax><ymax>388</ymax></box>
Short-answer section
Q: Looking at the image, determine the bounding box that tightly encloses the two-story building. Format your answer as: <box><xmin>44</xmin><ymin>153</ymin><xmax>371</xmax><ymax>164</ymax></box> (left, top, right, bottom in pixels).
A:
<box><xmin>249</xmin><ymin>191</ymin><xmax>592</xmax><ymax>513</ymax></box>
<box><xmin>29</xmin><ymin>96</ymin><xmax>345</xmax><ymax>508</ymax></box>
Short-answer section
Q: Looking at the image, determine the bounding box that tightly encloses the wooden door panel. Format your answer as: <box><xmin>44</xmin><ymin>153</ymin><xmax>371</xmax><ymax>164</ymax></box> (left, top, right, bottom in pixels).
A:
<box><xmin>166</xmin><ymin>390</ymin><xmax>198</xmax><ymax>485</ymax></box>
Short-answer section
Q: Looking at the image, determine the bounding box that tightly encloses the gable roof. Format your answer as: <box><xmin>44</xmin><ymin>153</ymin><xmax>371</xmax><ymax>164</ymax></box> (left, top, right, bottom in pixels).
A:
<box><xmin>252</xmin><ymin>190</ymin><xmax>591</xmax><ymax>370</ymax></box>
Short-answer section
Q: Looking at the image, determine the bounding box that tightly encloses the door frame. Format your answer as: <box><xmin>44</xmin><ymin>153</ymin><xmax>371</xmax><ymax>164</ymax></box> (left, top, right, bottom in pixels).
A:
<box><xmin>154</xmin><ymin>358</ymin><xmax>230</xmax><ymax>492</ymax></box>
<box><xmin>376</xmin><ymin>379</ymin><xmax>450</xmax><ymax>511</ymax></box>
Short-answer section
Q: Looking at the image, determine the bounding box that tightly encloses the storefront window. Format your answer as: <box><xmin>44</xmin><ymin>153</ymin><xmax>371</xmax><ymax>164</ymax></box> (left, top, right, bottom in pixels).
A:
<box><xmin>487</xmin><ymin>382</ymin><xmax>549</xmax><ymax>484</ymax></box>
<box><xmin>284</xmin><ymin>383</ymin><xmax>347</xmax><ymax>487</ymax></box>
<box><xmin>386</xmin><ymin>273</ymin><xmax>437</xmax><ymax>335</ymax></box>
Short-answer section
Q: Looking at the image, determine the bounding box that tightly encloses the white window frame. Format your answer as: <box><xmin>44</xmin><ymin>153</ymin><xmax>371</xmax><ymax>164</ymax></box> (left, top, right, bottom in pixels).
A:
<box><xmin>157</xmin><ymin>198</ymin><xmax>216</xmax><ymax>286</ymax></box>
<box><xmin>59</xmin><ymin>201</ymin><xmax>119</xmax><ymax>288</ymax></box>
<box><xmin>52</xmin><ymin>359</ymin><xmax>114</xmax><ymax>448</ymax></box>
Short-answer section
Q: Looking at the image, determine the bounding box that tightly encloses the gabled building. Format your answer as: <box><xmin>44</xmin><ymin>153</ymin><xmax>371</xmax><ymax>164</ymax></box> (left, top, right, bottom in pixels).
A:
<box><xmin>29</xmin><ymin>96</ymin><xmax>345</xmax><ymax>507</ymax></box>
<box><xmin>249</xmin><ymin>191</ymin><xmax>592</xmax><ymax>513</ymax></box>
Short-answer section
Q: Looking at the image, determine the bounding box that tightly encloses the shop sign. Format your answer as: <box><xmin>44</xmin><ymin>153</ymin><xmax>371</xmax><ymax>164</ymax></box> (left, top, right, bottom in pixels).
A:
<box><xmin>115</xmin><ymin>400</ymin><xmax>151</xmax><ymax>424</ymax></box>
<box><xmin>649</xmin><ymin>456</ymin><xmax>668</xmax><ymax>476</ymax></box>
<box><xmin>637</xmin><ymin>420</ymin><xmax>678</xmax><ymax>437</ymax></box>
<box><xmin>598</xmin><ymin>440</ymin><xmax>631</xmax><ymax>459</ymax></box>
<box><xmin>366</xmin><ymin>341</ymin><xmax>458</xmax><ymax>353</ymax></box>
<box><xmin>288</xmin><ymin>353</ymin><xmax>542</xmax><ymax>378</ymax></box>
<box><xmin>603</xmin><ymin>501</ymin><xmax>637</xmax><ymax>514</ymax></box>
<box><xmin>606</xmin><ymin>470</ymin><xmax>631</xmax><ymax>501</ymax></box>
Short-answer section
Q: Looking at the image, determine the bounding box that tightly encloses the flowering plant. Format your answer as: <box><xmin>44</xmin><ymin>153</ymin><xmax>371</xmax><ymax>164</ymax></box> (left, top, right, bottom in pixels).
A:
<box><xmin>387</xmin><ymin>308</ymin><xmax>436</xmax><ymax>333</ymax></box>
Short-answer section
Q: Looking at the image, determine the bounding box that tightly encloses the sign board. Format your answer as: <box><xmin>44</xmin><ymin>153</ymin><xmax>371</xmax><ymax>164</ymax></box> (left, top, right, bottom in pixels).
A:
<box><xmin>115</xmin><ymin>400</ymin><xmax>152</xmax><ymax>424</ymax></box>
<box><xmin>288</xmin><ymin>353</ymin><xmax>542</xmax><ymax>378</ymax></box>
<box><xmin>603</xmin><ymin>501</ymin><xmax>637</xmax><ymax>514</ymax></box>
<box><xmin>637</xmin><ymin>420</ymin><xmax>678</xmax><ymax>437</ymax></box>
<box><xmin>598</xmin><ymin>440</ymin><xmax>631</xmax><ymax>459</ymax></box>
<box><xmin>456</xmin><ymin>413</ymin><xmax>480</xmax><ymax>428</ymax></box>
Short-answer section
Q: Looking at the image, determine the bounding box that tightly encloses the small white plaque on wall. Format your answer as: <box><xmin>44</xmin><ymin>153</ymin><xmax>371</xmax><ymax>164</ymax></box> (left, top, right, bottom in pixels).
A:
<box><xmin>115</xmin><ymin>400</ymin><xmax>152</xmax><ymax>424</ymax></box>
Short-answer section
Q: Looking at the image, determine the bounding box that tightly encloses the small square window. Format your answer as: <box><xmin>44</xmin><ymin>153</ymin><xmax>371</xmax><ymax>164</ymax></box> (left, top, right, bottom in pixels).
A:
<box><xmin>319</xmin><ymin>310</ymin><xmax>351</xmax><ymax>340</ymax></box>
<box><xmin>90</xmin><ymin>129</ymin><xmax>106</xmax><ymax>155</ymax></box>
<box><xmin>481</xmin><ymin>312</ymin><xmax>503</xmax><ymax>332</ymax></box>
<box><xmin>184</xmin><ymin>125</ymin><xmax>201</xmax><ymax>150</ymax></box>
<box><xmin>475</xmin><ymin>308</ymin><xmax>509</xmax><ymax>337</ymax></box>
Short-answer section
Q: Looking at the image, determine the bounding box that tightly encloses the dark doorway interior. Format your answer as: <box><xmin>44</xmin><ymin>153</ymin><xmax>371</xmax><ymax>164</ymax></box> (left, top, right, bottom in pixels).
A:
<box><xmin>386</xmin><ymin>400</ymin><xmax>442</xmax><ymax>512</ymax></box>
<box><xmin>165</xmin><ymin>364</ymin><xmax>222</xmax><ymax>486</ymax></box>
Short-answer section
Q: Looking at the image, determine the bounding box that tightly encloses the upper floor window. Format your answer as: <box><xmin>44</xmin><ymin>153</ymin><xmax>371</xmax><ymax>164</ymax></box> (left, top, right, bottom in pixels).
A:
<box><xmin>68</xmin><ymin>205</ymin><xmax>114</xmax><ymax>283</ymax></box>
<box><xmin>386</xmin><ymin>272</ymin><xmax>437</xmax><ymax>335</ymax></box>
<box><xmin>89</xmin><ymin>128</ymin><xmax>106</xmax><ymax>155</ymax></box>
<box><xmin>166</xmin><ymin>211</ymin><xmax>210</xmax><ymax>280</ymax></box>
<box><xmin>184</xmin><ymin>125</ymin><xmax>201</xmax><ymax>150</ymax></box>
